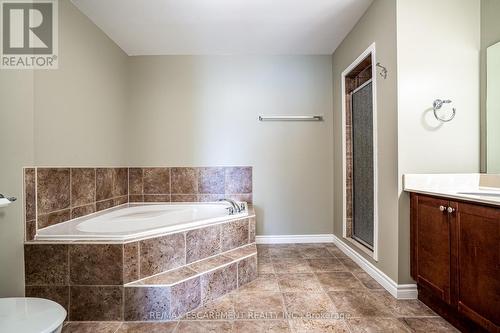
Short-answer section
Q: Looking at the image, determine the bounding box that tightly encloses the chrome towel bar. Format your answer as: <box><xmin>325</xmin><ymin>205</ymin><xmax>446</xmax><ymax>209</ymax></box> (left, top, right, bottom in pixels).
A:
<box><xmin>258</xmin><ymin>115</ymin><xmax>323</xmax><ymax>121</ymax></box>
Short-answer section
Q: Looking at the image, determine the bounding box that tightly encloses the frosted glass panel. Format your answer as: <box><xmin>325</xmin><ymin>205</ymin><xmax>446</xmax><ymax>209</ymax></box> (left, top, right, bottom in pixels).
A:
<box><xmin>351</xmin><ymin>81</ymin><xmax>374</xmax><ymax>248</ymax></box>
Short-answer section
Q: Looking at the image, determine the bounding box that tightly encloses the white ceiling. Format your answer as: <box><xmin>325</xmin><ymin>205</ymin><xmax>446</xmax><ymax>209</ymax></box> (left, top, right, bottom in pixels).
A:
<box><xmin>71</xmin><ymin>0</ymin><xmax>372</xmax><ymax>55</ymax></box>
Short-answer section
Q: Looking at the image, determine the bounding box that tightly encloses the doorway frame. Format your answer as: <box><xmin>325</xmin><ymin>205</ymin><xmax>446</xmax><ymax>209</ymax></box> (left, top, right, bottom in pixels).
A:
<box><xmin>341</xmin><ymin>42</ymin><xmax>379</xmax><ymax>261</ymax></box>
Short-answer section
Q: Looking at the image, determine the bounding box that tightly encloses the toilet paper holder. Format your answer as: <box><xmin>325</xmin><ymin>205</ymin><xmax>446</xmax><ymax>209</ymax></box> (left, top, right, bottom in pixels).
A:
<box><xmin>0</xmin><ymin>194</ymin><xmax>17</xmax><ymax>208</ymax></box>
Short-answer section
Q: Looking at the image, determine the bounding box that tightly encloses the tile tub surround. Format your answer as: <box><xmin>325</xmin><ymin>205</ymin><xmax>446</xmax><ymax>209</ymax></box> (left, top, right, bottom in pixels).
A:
<box><xmin>24</xmin><ymin>215</ymin><xmax>256</xmax><ymax>321</ymax></box>
<box><xmin>24</xmin><ymin>166</ymin><xmax>253</xmax><ymax>241</ymax></box>
<box><xmin>59</xmin><ymin>243</ymin><xmax>458</xmax><ymax>333</ymax></box>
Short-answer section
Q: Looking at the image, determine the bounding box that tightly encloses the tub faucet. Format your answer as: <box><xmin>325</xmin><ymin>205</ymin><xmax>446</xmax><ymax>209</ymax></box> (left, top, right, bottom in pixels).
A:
<box><xmin>219</xmin><ymin>198</ymin><xmax>244</xmax><ymax>215</ymax></box>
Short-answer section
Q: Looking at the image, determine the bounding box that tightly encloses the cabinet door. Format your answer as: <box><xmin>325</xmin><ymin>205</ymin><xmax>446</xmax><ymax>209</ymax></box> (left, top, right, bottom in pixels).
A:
<box><xmin>411</xmin><ymin>194</ymin><xmax>452</xmax><ymax>303</ymax></box>
<box><xmin>455</xmin><ymin>202</ymin><xmax>500</xmax><ymax>331</ymax></box>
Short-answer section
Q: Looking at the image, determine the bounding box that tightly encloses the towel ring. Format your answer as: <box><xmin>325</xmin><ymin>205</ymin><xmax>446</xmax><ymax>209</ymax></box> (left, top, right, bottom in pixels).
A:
<box><xmin>433</xmin><ymin>99</ymin><xmax>456</xmax><ymax>122</ymax></box>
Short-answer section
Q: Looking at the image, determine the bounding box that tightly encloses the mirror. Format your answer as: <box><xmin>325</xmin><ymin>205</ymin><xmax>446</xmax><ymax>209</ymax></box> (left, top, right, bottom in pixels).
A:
<box><xmin>487</xmin><ymin>41</ymin><xmax>500</xmax><ymax>173</ymax></box>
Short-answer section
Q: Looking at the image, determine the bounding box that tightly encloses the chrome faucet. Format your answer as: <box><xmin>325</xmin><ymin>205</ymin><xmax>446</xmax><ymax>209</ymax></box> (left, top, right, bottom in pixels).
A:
<box><xmin>218</xmin><ymin>198</ymin><xmax>245</xmax><ymax>215</ymax></box>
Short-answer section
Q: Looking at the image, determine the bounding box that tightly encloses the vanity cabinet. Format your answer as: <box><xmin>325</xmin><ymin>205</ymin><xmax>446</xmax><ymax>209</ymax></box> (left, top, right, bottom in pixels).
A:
<box><xmin>410</xmin><ymin>193</ymin><xmax>500</xmax><ymax>333</ymax></box>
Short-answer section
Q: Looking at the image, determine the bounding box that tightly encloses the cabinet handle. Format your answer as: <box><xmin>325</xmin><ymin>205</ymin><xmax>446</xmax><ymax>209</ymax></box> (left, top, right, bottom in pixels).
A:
<box><xmin>439</xmin><ymin>205</ymin><xmax>446</xmax><ymax>212</ymax></box>
<box><xmin>447</xmin><ymin>206</ymin><xmax>456</xmax><ymax>214</ymax></box>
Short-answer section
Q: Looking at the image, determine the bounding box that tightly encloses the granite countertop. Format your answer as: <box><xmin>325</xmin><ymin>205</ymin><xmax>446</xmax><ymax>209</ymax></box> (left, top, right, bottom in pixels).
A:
<box><xmin>404</xmin><ymin>173</ymin><xmax>500</xmax><ymax>207</ymax></box>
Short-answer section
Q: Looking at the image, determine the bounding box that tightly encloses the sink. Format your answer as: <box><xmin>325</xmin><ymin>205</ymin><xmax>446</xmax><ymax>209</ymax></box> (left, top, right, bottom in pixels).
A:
<box><xmin>457</xmin><ymin>191</ymin><xmax>500</xmax><ymax>197</ymax></box>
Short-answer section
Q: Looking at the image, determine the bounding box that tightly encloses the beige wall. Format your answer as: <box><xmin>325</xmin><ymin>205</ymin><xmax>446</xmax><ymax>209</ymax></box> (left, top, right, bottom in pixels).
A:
<box><xmin>397</xmin><ymin>0</ymin><xmax>480</xmax><ymax>282</ymax></box>
<box><xmin>33</xmin><ymin>0</ymin><xmax>128</xmax><ymax>166</ymax></box>
<box><xmin>481</xmin><ymin>0</ymin><xmax>500</xmax><ymax>171</ymax></box>
<box><xmin>333</xmin><ymin>0</ymin><xmax>480</xmax><ymax>284</ymax></box>
<box><xmin>0</xmin><ymin>0</ymin><xmax>128</xmax><ymax>296</ymax></box>
<box><xmin>332</xmin><ymin>0</ymin><xmax>400</xmax><ymax>282</ymax></box>
<box><xmin>0</xmin><ymin>70</ymin><xmax>34</xmax><ymax>296</ymax></box>
<box><xmin>126</xmin><ymin>55</ymin><xmax>334</xmax><ymax>236</ymax></box>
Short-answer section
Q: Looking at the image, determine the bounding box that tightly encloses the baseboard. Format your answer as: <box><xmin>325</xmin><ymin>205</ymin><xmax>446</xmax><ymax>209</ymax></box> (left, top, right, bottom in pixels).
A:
<box><xmin>255</xmin><ymin>233</ymin><xmax>417</xmax><ymax>300</ymax></box>
<box><xmin>255</xmin><ymin>234</ymin><xmax>334</xmax><ymax>244</ymax></box>
<box><xmin>331</xmin><ymin>234</ymin><xmax>417</xmax><ymax>299</ymax></box>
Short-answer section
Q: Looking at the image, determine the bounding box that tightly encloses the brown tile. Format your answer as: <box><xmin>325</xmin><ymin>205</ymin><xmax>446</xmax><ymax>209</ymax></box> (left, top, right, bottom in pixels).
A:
<box><xmin>316</xmin><ymin>272</ymin><xmax>365</xmax><ymax>291</ymax></box>
<box><xmin>370</xmin><ymin>290</ymin><xmax>436</xmax><ymax>317</ymax></box>
<box><xmin>238</xmin><ymin>255</ymin><xmax>257</xmax><ymax>287</ymax></box>
<box><xmin>96</xmin><ymin>198</ymin><xmax>115</xmax><ymax>211</ymax></box>
<box><xmin>249</xmin><ymin>217</ymin><xmax>256</xmax><ymax>243</ymax></box>
<box><xmin>140</xmin><ymin>233</ymin><xmax>185</xmax><ymax>277</ymax></box>
<box><xmin>277</xmin><ymin>273</ymin><xmax>323</xmax><ymax>292</ymax></box>
<box><xmin>232</xmin><ymin>291</ymin><xmax>284</xmax><ymax>319</ymax></box>
<box><xmin>188</xmin><ymin>255</ymin><xmax>233</xmax><ymax>273</ymax></box>
<box><xmin>326</xmin><ymin>245</ymin><xmax>349</xmax><ymax>258</ymax></box>
<box><xmin>123</xmin><ymin>242</ymin><xmax>139</xmax><ymax>283</ymax></box>
<box><xmin>129</xmin><ymin>194</ymin><xmax>144</xmax><ymax>202</ymax></box>
<box><xmin>171</xmin><ymin>167</ymin><xmax>198</xmax><ymax>194</ymax></box>
<box><xmin>24</xmin><ymin>244</ymin><xmax>68</xmax><ymax>285</ymax></box>
<box><xmin>184</xmin><ymin>293</ymin><xmax>234</xmax><ymax>320</ymax></box>
<box><xmin>114</xmin><ymin>195</ymin><xmax>128</xmax><ymax>206</ymax></box>
<box><xmin>225</xmin><ymin>167</ymin><xmax>252</xmax><ymax>194</ymax></box>
<box><xmin>116</xmin><ymin>322</ymin><xmax>177</xmax><ymax>333</ymax></box>
<box><xmin>128</xmin><ymin>168</ymin><xmax>144</xmax><ymax>195</ymax></box>
<box><xmin>63</xmin><ymin>322</ymin><xmax>122</xmax><ymax>333</ymax></box>
<box><xmin>200</xmin><ymin>262</ymin><xmax>237</xmax><ymax>303</ymax></box>
<box><xmin>224</xmin><ymin>244</ymin><xmax>257</xmax><ymax>259</ymax></box>
<box><xmin>69</xmin><ymin>244</ymin><xmax>123</xmax><ymax>285</ymax></box>
<box><xmin>197</xmin><ymin>194</ymin><xmax>225</xmax><ymax>202</ymax></box>
<box><xmin>348</xmin><ymin>317</ymin><xmax>412</xmax><ymax>333</ymax></box>
<box><xmin>138</xmin><ymin>267</ymin><xmax>197</xmax><ymax>285</ymax></box>
<box><xmin>175</xmin><ymin>321</ymin><xmax>233</xmax><ymax>333</ymax></box>
<box><xmin>273</xmin><ymin>258</ymin><xmax>312</xmax><ymax>274</ymax></box>
<box><xmin>37</xmin><ymin>209</ymin><xmax>71</xmax><ymax>229</ymax></box>
<box><xmin>221</xmin><ymin>219</ymin><xmax>249</xmax><ymax>251</ymax></box>
<box><xmin>233</xmin><ymin>320</ymin><xmax>290</xmax><ymax>333</ymax></box>
<box><xmin>26</xmin><ymin>220</ymin><xmax>36</xmax><ymax>241</ymax></box>
<box><xmin>328</xmin><ymin>290</ymin><xmax>393</xmax><ymax>318</ymax></box>
<box><xmin>124</xmin><ymin>286</ymin><xmax>171</xmax><ymax>321</ymax></box>
<box><xmin>338</xmin><ymin>257</ymin><xmax>363</xmax><ymax>272</ymax></box>
<box><xmin>307</xmin><ymin>258</ymin><xmax>346</xmax><ymax>272</ymax></box>
<box><xmin>170</xmin><ymin>277</ymin><xmax>201</xmax><ymax>318</ymax></box>
<box><xmin>113</xmin><ymin>168</ymin><xmax>128</xmax><ymax>197</ymax></box>
<box><xmin>198</xmin><ymin>167</ymin><xmax>225</xmax><ymax>194</ymax></box>
<box><xmin>228</xmin><ymin>193</ymin><xmax>253</xmax><ymax>203</ymax></box>
<box><xmin>144</xmin><ymin>194</ymin><xmax>171</xmax><ymax>202</ymax></box>
<box><xmin>258</xmin><ymin>262</ymin><xmax>275</xmax><ymax>274</ymax></box>
<box><xmin>24</xmin><ymin>168</ymin><xmax>36</xmax><ymax>221</ymax></box>
<box><xmin>400</xmin><ymin>317</ymin><xmax>459</xmax><ymax>332</ymax></box>
<box><xmin>171</xmin><ymin>194</ymin><xmax>197</xmax><ymax>202</ymax></box>
<box><xmin>96</xmin><ymin>168</ymin><xmax>113</xmax><ymax>201</ymax></box>
<box><xmin>25</xmin><ymin>286</ymin><xmax>69</xmax><ymax>313</ymax></box>
<box><xmin>289</xmin><ymin>319</ymin><xmax>350</xmax><ymax>333</ymax></box>
<box><xmin>353</xmin><ymin>271</ymin><xmax>384</xmax><ymax>290</ymax></box>
<box><xmin>269</xmin><ymin>246</ymin><xmax>302</xmax><ymax>259</ymax></box>
<box><xmin>144</xmin><ymin>168</ymin><xmax>170</xmax><ymax>194</ymax></box>
<box><xmin>186</xmin><ymin>225</ymin><xmax>221</xmax><ymax>263</ymax></box>
<box><xmin>70</xmin><ymin>286</ymin><xmax>123</xmax><ymax>321</ymax></box>
<box><xmin>37</xmin><ymin>168</ymin><xmax>70</xmax><ymax>214</ymax></box>
<box><xmin>70</xmin><ymin>204</ymin><xmax>95</xmax><ymax>219</ymax></box>
<box><xmin>283</xmin><ymin>292</ymin><xmax>336</xmax><ymax>317</ymax></box>
<box><xmin>299</xmin><ymin>247</ymin><xmax>334</xmax><ymax>259</ymax></box>
<box><xmin>238</xmin><ymin>273</ymin><xmax>280</xmax><ymax>293</ymax></box>
<box><xmin>70</xmin><ymin>168</ymin><xmax>95</xmax><ymax>207</ymax></box>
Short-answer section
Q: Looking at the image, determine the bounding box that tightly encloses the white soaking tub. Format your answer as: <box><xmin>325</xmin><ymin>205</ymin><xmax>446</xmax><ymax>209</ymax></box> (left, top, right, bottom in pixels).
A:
<box><xmin>35</xmin><ymin>202</ymin><xmax>248</xmax><ymax>242</ymax></box>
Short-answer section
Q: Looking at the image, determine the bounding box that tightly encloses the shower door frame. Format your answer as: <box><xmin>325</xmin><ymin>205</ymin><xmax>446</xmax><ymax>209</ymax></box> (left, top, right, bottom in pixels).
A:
<box><xmin>340</xmin><ymin>43</ymin><xmax>379</xmax><ymax>261</ymax></box>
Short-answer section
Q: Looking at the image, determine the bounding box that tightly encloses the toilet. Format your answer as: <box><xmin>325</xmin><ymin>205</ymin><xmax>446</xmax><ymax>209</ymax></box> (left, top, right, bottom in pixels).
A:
<box><xmin>0</xmin><ymin>298</ymin><xmax>66</xmax><ymax>333</ymax></box>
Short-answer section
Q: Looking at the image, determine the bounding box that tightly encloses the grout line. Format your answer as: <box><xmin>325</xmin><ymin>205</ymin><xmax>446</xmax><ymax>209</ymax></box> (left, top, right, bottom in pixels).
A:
<box><xmin>127</xmin><ymin>251</ymin><xmax>257</xmax><ymax>287</ymax></box>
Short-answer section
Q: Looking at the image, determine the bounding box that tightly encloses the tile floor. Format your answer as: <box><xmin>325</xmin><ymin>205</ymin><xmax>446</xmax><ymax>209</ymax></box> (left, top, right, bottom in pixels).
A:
<box><xmin>62</xmin><ymin>243</ymin><xmax>459</xmax><ymax>333</ymax></box>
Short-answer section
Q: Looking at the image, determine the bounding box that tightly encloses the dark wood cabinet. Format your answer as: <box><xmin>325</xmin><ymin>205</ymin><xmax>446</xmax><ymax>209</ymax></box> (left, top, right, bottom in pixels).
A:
<box><xmin>411</xmin><ymin>193</ymin><xmax>500</xmax><ymax>333</ymax></box>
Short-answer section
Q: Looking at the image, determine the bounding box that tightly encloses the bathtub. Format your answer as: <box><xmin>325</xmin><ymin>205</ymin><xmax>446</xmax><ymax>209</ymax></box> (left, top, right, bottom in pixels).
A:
<box><xmin>35</xmin><ymin>202</ymin><xmax>249</xmax><ymax>242</ymax></box>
